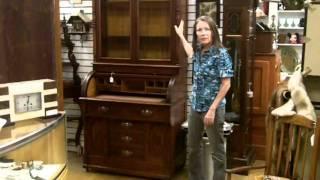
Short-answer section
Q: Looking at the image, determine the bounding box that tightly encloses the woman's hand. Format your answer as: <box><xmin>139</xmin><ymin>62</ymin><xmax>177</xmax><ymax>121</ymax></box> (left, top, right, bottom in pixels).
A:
<box><xmin>174</xmin><ymin>20</ymin><xmax>194</xmax><ymax>58</ymax></box>
<box><xmin>174</xmin><ymin>20</ymin><xmax>184</xmax><ymax>39</ymax></box>
<box><xmin>204</xmin><ymin>109</ymin><xmax>215</xmax><ymax>127</ymax></box>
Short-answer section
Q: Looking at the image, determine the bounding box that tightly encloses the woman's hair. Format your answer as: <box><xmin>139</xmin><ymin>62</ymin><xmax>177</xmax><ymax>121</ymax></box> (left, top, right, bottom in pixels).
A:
<box><xmin>192</xmin><ymin>16</ymin><xmax>223</xmax><ymax>50</ymax></box>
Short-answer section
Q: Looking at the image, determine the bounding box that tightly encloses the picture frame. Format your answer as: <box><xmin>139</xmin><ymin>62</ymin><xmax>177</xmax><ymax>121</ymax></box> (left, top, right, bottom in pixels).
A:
<box><xmin>196</xmin><ymin>0</ymin><xmax>220</xmax><ymax>27</ymax></box>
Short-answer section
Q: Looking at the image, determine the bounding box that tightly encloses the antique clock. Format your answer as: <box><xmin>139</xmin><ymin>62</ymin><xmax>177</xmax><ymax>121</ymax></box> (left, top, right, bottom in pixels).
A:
<box><xmin>14</xmin><ymin>92</ymin><xmax>42</xmax><ymax>114</ymax></box>
<box><xmin>0</xmin><ymin>79</ymin><xmax>58</xmax><ymax>125</ymax></box>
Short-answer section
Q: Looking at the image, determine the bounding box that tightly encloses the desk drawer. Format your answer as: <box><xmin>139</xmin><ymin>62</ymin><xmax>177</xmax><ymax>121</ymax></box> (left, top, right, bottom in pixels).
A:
<box><xmin>109</xmin><ymin>121</ymin><xmax>146</xmax><ymax>147</ymax></box>
<box><xmin>108</xmin><ymin>146</ymin><xmax>145</xmax><ymax>160</ymax></box>
<box><xmin>85</xmin><ymin>101</ymin><xmax>170</xmax><ymax>123</ymax></box>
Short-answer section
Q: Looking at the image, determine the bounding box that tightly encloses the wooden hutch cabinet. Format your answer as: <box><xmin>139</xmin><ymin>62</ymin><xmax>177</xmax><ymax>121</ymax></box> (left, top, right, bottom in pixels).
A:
<box><xmin>251</xmin><ymin>52</ymin><xmax>280</xmax><ymax>160</ymax></box>
<box><xmin>80</xmin><ymin>0</ymin><xmax>187</xmax><ymax>179</ymax></box>
<box><xmin>223</xmin><ymin>0</ymin><xmax>258</xmax><ymax>169</ymax></box>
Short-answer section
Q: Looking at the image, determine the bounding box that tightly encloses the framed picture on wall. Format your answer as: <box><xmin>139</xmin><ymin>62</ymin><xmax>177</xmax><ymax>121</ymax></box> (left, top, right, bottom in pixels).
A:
<box><xmin>196</xmin><ymin>0</ymin><xmax>220</xmax><ymax>27</ymax></box>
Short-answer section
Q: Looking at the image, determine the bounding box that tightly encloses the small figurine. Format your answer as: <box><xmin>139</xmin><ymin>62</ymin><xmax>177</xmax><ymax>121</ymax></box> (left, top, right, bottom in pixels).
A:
<box><xmin>287</xmin><ymin>32</ymin><xmax>300</xmax><ymax>44</ymax></box>
<box><xmin>270</xmin><ymin>15</ymin><xmax>276</xmax><ymax>31</ymax></box>
<box><xmin>299</xmin><ymin>18</ymin><xmax>305</xmax><ymax>27</ymax></box>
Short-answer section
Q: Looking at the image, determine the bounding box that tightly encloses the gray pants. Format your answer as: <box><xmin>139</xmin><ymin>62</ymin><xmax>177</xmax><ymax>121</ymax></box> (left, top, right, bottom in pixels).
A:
<box><xmin>187</xmin><ymin>108</ymin><xmax>226</xmax><ymax>180</ymax></box>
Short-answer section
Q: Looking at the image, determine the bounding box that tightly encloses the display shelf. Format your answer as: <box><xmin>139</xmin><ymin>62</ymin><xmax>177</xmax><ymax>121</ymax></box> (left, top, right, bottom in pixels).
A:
<box><xmin>277</xmin><ymin>9</ymin><xmax>305</xmax><ymax>30</ymax></box>
<box><xmin>278</xmin><ymin>9</ymin><xmax>305</xmax><ymax>13</ymax></box>
<box><xmin>278</xmin><ymin>27</ymin><xmax>304</xmax><ymax>30</ymax></box>
<box><xmin>277</xmin><ymin>43</ymin><xmax>303</xmax><ymax>47</ymax></box>
<box><xmin>276</xmin><ymin>4</ymin><xmax>305</xmax><ymax>73</ymax></box>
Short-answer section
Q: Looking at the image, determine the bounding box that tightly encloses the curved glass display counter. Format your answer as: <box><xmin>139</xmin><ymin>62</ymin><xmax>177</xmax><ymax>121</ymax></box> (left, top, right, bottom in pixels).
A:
<box><xmin>0</xmin><ymin>113</ymin><xmax>67</xmax><ymax>180</ymax></box>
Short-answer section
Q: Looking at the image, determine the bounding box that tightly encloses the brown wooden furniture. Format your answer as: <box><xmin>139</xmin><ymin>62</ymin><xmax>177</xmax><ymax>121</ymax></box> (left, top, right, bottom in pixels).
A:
<box><xmin>251</xmin><ymin>52</ymin><xmax>280</xmax><ymax>160</ymax></box>
<box><xmin>226</xmin><ymin>114</ymin><xmax>320</xmax><ymax>180</ymax></box>
<box><xmin>223</xmin><ymin>0</ymin><xmax>258</xmax><ymax>169</ymax></box>
<box><xmin>0</xmin><ymin>0</ymin><xmax>63</xmax><ymax>108</ymax></box>
<box><xmin>79</xmin><ymin>0</ymin><xmax>187</xmax><ymax>179</ymax></box>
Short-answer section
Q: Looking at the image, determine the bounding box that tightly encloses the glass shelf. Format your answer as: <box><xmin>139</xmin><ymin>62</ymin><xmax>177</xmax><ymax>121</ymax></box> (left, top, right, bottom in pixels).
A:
<box><xmin>278</xmin><ymin>27</ymin><xmax>304</xmax><ymax>30</ymax></box>
<box><xmin>278</xmin><ymin>10</ymin><xmax>305</xmax><ymax>13</ymax></box>
<box><xmin>277</xmin><ymin>43</ymin><xmax>303</xmax><ymax>47</ymax></box>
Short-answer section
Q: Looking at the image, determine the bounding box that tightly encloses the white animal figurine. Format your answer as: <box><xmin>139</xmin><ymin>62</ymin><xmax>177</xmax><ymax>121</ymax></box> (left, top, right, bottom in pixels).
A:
<box><xmin>271</xmin><ymin>67</ymin><xmax>316</xmax><ymax>122</ymax></box>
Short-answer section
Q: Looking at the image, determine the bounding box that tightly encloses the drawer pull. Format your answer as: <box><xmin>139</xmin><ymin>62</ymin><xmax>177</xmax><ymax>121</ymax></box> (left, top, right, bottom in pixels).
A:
<box><xmin>121</xmin><ymin>122</ymin><xmax>132</xmax><ymax>127</ymax></box>
<box><xmin>121</xmin><ymin>136</ymin><xmax>132</xmax><ymax>142</ymax></box>
<box><xmin>99</xmin><ymin>106</ymin><xmax>109</xmax><ymax>113</ymax></box>
<box><xmin>141</xmin><ymin>109</ymin><xmax>153</xmax><ymax>117</ymax></box>
<box><xmin>121</xmin><ymin>150</ymin><xmax>133</xmax><ymax>157</ymax></box>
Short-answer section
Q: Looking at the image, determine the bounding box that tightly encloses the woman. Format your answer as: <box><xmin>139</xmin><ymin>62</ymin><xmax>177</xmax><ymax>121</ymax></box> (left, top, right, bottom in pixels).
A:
<box><xmin>174</xmin><ymin>16</ymin><xmax>233</xmax><ymax>180</ymax></box>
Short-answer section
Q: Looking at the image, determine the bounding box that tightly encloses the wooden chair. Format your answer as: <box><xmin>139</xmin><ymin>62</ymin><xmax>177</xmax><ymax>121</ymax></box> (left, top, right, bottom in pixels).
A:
<box><xmin>226</xmin><ymin>114</ymin><xmax>319</xmax><ymax>180</ymax></box>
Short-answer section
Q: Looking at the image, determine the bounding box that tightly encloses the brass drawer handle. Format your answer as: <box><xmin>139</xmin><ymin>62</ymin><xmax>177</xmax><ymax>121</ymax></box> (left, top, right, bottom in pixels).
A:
<box><xmin>121</xmin><ymin>122</ymin><xmax>132</xmax><ymax>127</ymax></box>
<box><xmin>141</xmin><ymin>109</ymin><xmax>153</xmax><ymax>117</ymax></box>
<box><xmin>121</xmin><ymin>150</ymin><xmax>133</xmax><ymax>157</ymax></box>
<box><xmin>121</xmin><ymin>136</ymin><xmax>132</xmax><ymax>142</ymax></box>
<box><xmin>99</xmin><ymin>106</ymin><xmax>109</xmax><ymax>113</ymax></box>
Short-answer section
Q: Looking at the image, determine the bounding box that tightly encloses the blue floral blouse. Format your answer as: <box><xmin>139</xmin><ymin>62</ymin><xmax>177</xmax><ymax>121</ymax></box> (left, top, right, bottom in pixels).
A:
<box><xmin>191</xmin><ymin>46</ymin><xmax>234</xmax><ymax>112</ymax></box>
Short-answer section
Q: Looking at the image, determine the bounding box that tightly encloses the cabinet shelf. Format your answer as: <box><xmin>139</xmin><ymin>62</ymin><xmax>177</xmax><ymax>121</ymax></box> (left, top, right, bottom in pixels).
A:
<box><xmin>276</xmin><ymin>3</ymin><xmax>305</xmax><ymax>74</ymax></box>
<box><xmin>278</xmin><ymin>10</ymin><xmax>305</xmax><ymax>13</ymax></box>
<box><xmin>277</xmin><ymin>43</ymin><xmax>303</xmax><ymax>47</ymax></box>
<box><xmin>278</xmin><ymin>27</ymin><xmax>304</xmax><ymax>30</ymax></box>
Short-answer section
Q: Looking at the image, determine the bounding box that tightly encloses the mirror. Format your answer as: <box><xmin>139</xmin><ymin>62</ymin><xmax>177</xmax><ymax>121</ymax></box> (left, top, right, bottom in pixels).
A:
<box><xmin>196</xmin><ymin>0</ymin><xmax>220</xmax><ymax>27</ymax></box>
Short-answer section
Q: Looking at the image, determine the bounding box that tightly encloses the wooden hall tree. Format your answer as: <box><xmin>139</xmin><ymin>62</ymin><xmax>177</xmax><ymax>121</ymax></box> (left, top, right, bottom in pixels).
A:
<box><xmin>223</xmin><ymin>0</ymin><xmax>258</xmax><ymax>169</ymax></box>
<box><xmin>80</xmin><ymin>0</ymin><xmax>187</xmax><ymax>179</ymax></box>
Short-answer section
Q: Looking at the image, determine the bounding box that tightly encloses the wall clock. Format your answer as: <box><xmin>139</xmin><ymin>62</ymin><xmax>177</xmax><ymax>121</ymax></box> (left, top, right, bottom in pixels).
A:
<box><xmin>0</xmin><ymin>79</ymin><xmax>58</xmax><ymax>126</ymax></box>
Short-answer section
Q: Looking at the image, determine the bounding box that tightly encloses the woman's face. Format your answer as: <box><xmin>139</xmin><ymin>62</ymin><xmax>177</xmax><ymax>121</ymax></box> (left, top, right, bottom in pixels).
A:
<box><xmin>196</xmin><ymin>21</ymin><xmax>212</xmax><ymax>49</ymax></box>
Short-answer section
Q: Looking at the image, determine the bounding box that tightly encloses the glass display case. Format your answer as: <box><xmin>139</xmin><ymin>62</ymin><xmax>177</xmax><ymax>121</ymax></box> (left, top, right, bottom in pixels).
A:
<box><xmin>0</xmin><ymin>113</ymin><xmax>67</xmax><ymax>180</ymax></box>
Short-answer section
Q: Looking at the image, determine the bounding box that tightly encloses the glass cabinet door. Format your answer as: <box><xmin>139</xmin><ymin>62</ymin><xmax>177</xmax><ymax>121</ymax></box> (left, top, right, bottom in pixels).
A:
<box><xmin>101</xmin><ymin>0</ymin><xmax>131</xmax><ymax>59</ymax></box>
<box><xmin>138</xmin><ymin>0</ymin><xmax>171</xmax><ymax>60</ymax></box>
<box><xmin>225</xmin><ymin>39</ymin><xmax>242</xmax><ymax>115</ymax></box>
